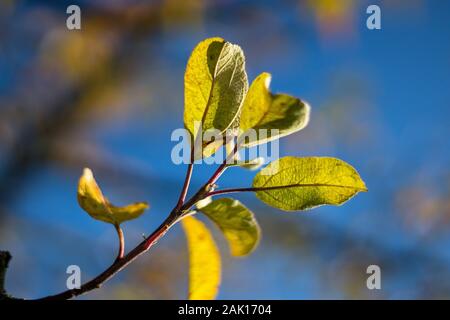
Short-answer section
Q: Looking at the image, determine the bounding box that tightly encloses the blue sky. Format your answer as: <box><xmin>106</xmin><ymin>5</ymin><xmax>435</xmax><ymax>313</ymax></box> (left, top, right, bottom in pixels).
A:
<box><xmin>1</xmin><ymin>0</ymin><xmax>449</xmax><ymax>299</ymax></box>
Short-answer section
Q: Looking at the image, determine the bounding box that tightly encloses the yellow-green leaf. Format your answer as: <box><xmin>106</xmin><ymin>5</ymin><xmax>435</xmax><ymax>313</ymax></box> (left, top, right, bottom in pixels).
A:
<box><xmin>199</xmin><ymin>198</ymin><xmax>260</xmax><ymax>257</ymax></box>
<box><xmin>253</xmin><ymin>157</ymin><xmax>367</xmax><ymax>211</ymax></box>
<box><xmin>240</xmin><ymin>72</ymin><xmax>272</xmax><ymax>131</ymax></box>
<box><xmin>77</xmin><ymin>168</ymin><xmax>149</xmax><ymax>225</ymax></box>
<box><xmin>239</xmin><ymin>72</ymin><xmax>310</xmax><ymax>147</ymax></box>
<box><xmin>181</xmin><ymin>215</ymin><xmax>221</xmax><ymax>300</ymax></box>
<box><xmin>184</xmin><ymin>37</ymin><xmax>248</xmax><ymax>146</ymax></box>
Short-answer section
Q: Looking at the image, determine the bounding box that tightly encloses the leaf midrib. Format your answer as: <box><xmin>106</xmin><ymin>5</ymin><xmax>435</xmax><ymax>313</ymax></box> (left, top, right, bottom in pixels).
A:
<box><xmin>254</xmin><ymin>183</ymin><xmax>368</xmax><ymax>192</ymax></box>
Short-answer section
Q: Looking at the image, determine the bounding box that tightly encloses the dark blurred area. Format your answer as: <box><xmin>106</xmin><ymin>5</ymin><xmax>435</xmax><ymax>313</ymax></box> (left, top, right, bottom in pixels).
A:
<box><xmin>0</xmin><ymin>0</ymin><xmax>449</xmax><ymax>299</ymax></box>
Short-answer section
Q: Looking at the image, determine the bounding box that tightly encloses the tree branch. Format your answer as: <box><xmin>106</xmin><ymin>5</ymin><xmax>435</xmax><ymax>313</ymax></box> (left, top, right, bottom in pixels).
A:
<box><xmin>37</xmin><ymin>212</ymin><xmax>178</xmax><ymax>300</ymax></box>
<box><xmin>204</xmin><ymin>137</ymin><xmax>239</xmax><ymax>188</ymax></box>
<box><xmin>175</xmin><ymin>147</ymin><xmax>195</xmax><ymax>210</ymax></box>
<box><xmin>0</xmin><ymin>251</ymin><xmax>20</xmax><ymax>300</ymax></box>
<box><xmin>36</xmin><ymin>157</ymin><xmax>211</xmax><ymax>300</ymax></box>
<box><xmin>4</xmin><ymin>136</ymin><xmax>245</xmax><ymax>300</ymax></box>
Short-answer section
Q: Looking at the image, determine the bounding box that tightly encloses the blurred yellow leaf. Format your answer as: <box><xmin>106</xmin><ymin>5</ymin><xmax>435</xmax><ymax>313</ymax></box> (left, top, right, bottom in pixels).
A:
<box><xmin>181</xmin><ymin>215</ymin><xmax>221</xmax><ymax>300</ymax></box>
<box><xmin>306</xmin><ymin>0</ymin><xmax>356</xmax><ymax>39</ymax></box>
<box><xmin>41</xmin><ymin>30</ymin><xmax>112</xmax><ymax>81</ymax></box>
<box><xmin>307</xmin><ymin>0</ymin><xmax>354</xmax><ymax>21</ymax></box>
<box><xmin>77</xmin><ymin>168</ymin><xmax>148</xmax><ymax>225</ymax></box>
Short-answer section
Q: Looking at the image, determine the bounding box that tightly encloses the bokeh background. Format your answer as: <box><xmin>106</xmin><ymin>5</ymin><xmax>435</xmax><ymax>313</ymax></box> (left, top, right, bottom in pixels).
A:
<box><xmin>0</xmin><ymin>0</ymin><xmax>449</xmax><ymax>299</ymax></box>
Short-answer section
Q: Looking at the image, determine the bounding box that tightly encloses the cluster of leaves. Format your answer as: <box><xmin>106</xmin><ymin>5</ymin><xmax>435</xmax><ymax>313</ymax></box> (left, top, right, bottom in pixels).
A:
<box><xmin>77</xmin><ymin>37</ymin><xmax>366</xmax><ymax>300</ymax></box>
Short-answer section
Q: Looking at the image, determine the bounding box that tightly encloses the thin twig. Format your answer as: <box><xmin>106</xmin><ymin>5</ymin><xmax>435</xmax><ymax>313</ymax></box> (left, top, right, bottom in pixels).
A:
<box><xmin>175</xmin><ymin>142</ymin><xmax>197</xmax><ymax>210</ymax></box>
<box><xmin>176</xmin><ymin>160</ymin><xmax>194</xmax><ymax>210</ymax></box>
<box><xmin>204</xmin><ymin>136</ymin><xmax>239</xmax><ymax>187</ymax></box>
<box><xmin>37</xmin><ymin>211</ymin><xmax>178</xmax><ymax>300</ymax></box>
<box><xmin>114</xmin><ymin>224</ymin><xmax>125</xmax><ymax>262</ymax></box>
<box><xmin>36</xmin><ymin>162</ymin><xmax>209</xmax><ymax>300</ymax></box>
<box><xmin>15</xmin><ymin>135</ymin><xmax>246</xmax><ymax>300</ymax></box>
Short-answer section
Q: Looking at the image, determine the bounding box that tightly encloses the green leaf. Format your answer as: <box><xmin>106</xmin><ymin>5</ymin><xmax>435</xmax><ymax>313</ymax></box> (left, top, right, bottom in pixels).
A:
<box><xmin>184</xmin><ymin>37</ymin><xmax>248</xmax><ymax>148</ymax></box>
<box><xmin>199</xmin><ymin>198</ymin><xmax>260</xmax><ymax>257</ymax></box>
<box><xmin>239</xmin><ymin>72</ymin><xmax>310</xmax><ymax>147</ymax></box>
<box><xmin>252</xmin><ymin>157</ymin><xmax>367</xmax><ymax>211</ymax></box>
<box><xmin>77</xmin><ymin>168</ymin><xmax>149</xmax><ymax>225</ymax></box>
<box><xmin>181</xmin><ymin>215</ymin><xmax>221</xmax><ymax>300</ymax></box>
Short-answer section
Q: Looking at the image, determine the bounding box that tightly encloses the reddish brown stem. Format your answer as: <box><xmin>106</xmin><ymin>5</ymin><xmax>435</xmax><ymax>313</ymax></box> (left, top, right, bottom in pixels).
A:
<box><xmin>37</xmin><ymin>212</ymin><xmax>178</xmax><ymax>300</ymax></box>
<box><xmin>175</xmin><ymin>147</ymin><xmax>194</xmax><ymax>210</ymax></box>
<box><xmin>114</xmin><ymin>224</ymin><xmax>125</xmax><ymax>262</ymax></box>
<box><xmin>204</xmin><ymin>137</ymin><xmax>238</xmax><ymax>187</ymax></box>
<box><xmin>31</xmin><ymin>137</ymin><xmax>243</xmax><ymax>300</ymax></box>
<box><xmin>176</xmin><ymin>161</ymin><xmax>193</xmax><ymax>209</ymax></box>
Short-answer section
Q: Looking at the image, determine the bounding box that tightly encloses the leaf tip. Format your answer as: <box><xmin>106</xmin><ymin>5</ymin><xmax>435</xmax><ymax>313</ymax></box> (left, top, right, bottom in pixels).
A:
<box><xmin>360</xmin><ymin>182</ymin><xmax>368</xmax><ymax>193</ymax></box>
<box><xmin>261</xmin><ymin>72</ymin><xmax>272</xmax><ymax>89</ymax></box>
<box><xmin>138</xmin><ymin>202</ymin><xmax>150</xmax><ymax>210</ymax></box>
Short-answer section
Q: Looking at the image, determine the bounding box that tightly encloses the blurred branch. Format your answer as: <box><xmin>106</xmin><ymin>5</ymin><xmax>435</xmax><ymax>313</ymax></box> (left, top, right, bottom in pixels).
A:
<box><xmin>0</xmin><ymin>251</ymin><xmax>20</xmax><ymax>300</ymax></box>
<box><xmin>0</xmin><ymin>4</ymin><xmax>164</xmax><ymax>205</ymax></box>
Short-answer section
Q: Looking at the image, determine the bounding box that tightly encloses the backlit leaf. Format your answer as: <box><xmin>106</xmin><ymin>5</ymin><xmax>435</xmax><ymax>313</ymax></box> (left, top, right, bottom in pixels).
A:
<box><xmin>199</xmin><ymin>198</ymin><xmax>260</xmax><ymax>257</ymax></box>
<box><xmin>77</xmin><ymin>168</ymin><xmax>148</xmax><ymax>225</ymax></box>
<box><xmin>239</xmin><ymin>72</ymin><xmax>310</xmax><ymax>147</ymax></box>
<box><xmin>181</xmin><ymin>215</ymin><xmax>221</xmax><ymax>300</ymax></box>
<box><xmin>184</xmin><ymin>37</ymin><xmax>248</xmax><ymax>151</ymax></box>
<box><xmin>253</xmin><ymin>157</ymin><xmax>367</xmax><ymax>211</ymax></box>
